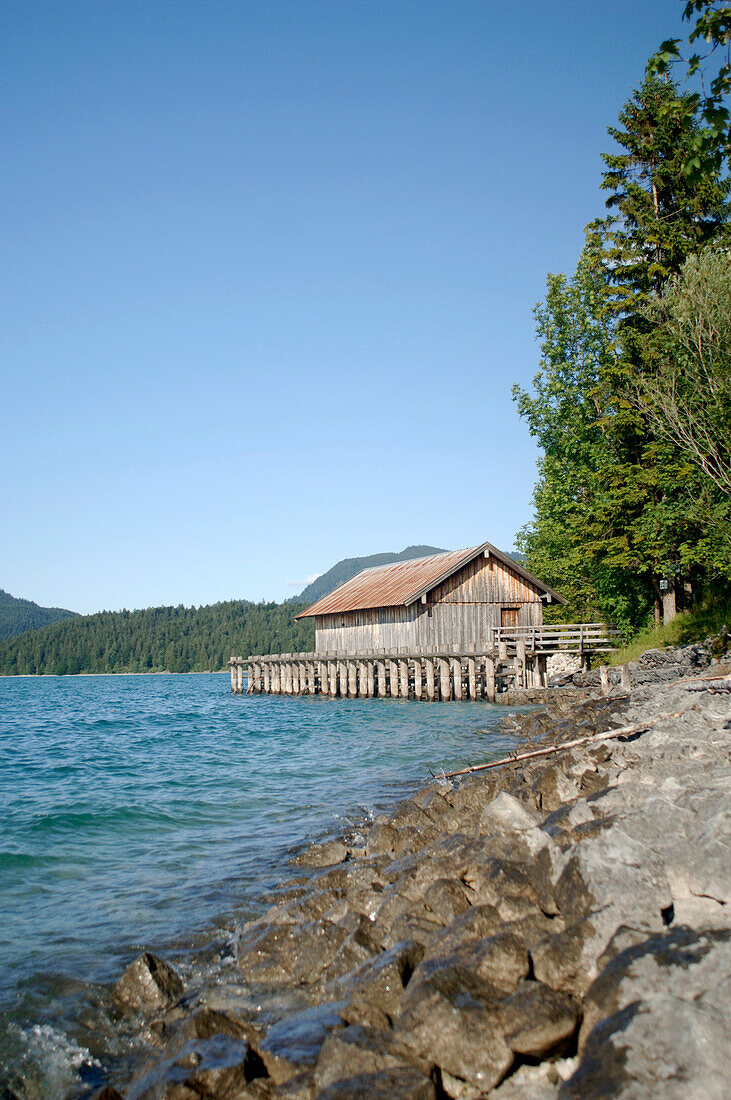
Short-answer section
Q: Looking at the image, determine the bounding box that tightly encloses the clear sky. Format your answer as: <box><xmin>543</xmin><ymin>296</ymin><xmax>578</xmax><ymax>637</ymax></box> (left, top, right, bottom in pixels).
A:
<box><xmin>2</xmin><ymin>0</ymin><xmax>689</xmax><ymax>613</ymax></box>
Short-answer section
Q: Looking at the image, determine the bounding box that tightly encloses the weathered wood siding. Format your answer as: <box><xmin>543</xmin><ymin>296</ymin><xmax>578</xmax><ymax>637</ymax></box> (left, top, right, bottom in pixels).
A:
<box><xmin>314</xmin><ymin>555</ymin><xmax>543</xmax><ymax>655</ymax></box>
<box><xmin>431</xmin><ymin>555</ymin><xmax>541</xmax><ymax>605</ymax></box>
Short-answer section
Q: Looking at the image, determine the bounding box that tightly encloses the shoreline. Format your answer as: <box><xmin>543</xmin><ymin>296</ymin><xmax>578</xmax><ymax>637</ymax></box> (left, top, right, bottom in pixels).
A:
<box><xmin>0</xmin><ymin>669</ymin><xmax>230</xmax><ymax>678</ymax></box>
<box><xmin>89</xmin><ymin>646</ymin><xmax>730</xmax><ymax>1100</ymax></box>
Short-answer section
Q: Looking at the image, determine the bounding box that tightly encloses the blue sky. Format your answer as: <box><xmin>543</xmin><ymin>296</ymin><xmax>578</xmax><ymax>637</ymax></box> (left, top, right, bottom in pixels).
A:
<box><xmin>2</xmin><ymin>1</ymin><xmax>689</xmax><ymax>613</ymax></box>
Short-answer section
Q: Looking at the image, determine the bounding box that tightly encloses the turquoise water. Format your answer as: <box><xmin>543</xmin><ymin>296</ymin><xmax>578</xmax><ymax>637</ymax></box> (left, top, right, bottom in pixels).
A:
<box><xmin>0</xmin><ymin>673</ymin><xmax>520</xmax><ymax>1095</ymax></box>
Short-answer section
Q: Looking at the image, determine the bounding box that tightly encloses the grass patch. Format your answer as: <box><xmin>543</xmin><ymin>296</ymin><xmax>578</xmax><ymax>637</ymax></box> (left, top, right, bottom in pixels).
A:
<box><xmin>607</xmin><ymin>595</ymin><xmax>731</xmax><ymax>666</ymax></box>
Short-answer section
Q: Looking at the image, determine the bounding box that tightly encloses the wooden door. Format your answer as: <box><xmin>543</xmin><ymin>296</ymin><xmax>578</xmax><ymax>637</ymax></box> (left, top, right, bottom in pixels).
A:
<box><xmin>501</xmin><ymin>607</ymin><xmax>519</xmax><ymax>628</ymax></box>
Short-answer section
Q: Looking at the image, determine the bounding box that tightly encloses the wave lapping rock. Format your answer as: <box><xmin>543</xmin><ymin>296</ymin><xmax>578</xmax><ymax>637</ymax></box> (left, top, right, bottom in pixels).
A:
<box><xmin>102</xmin><ymin>673</ymin><xmax>730</xmax><ymax>1100</ymax></box>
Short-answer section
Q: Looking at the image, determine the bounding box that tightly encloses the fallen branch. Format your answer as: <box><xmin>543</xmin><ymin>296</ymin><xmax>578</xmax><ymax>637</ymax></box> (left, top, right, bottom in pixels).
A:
<box><xmin>441</xmin><ymin>713</ymin><xmax>681</xmax><ymax>780</ymax></box>
<box><xmin>668</xmin><ymin>670</ymin><xmax>731</xmax><ymax>688</ymax></box>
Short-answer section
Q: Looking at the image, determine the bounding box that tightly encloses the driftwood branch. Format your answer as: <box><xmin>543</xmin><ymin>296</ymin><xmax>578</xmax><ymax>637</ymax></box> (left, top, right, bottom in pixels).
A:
<box><xmin>441</xmin><ymin>713</ymin><xmax>681</xmax><ymax>780</ymax></box>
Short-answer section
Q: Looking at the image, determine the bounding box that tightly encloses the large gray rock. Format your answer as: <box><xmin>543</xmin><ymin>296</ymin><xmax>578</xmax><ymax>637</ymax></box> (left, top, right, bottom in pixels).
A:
<box><xmin>125</xmin><ymin>1032</ymin><xmax>267</xmax><ymax>1099</ymax></box>
<box><xmin>314</xmin><ymin>1024</ymin><xmax>432</xmax><ymax>1092</ymax></box>
<box><xmin>291</xmin><ymin>840</ymin><xmax>350</xmax><ymax>868</ymax></box>
<box><xmin>552</xmin><ymin>827</ymin><xmax>672</xmax><ymax>980</ymax></box>
<box><xmin>499</xmin><ymin>981</ymin><xmax>580</xmax><ymax>1058</ymax></box>
<box><xmin>414</xmin><ymin>931</ymin><xmax>529</xmax><ymax>994</ymax></box>
<box><xmin>560</xmin><ymin>926</ymin><xmax>731</xmax><ymax>1099</ymax></box>
<box><xmin>328</xmin><ymin>939</ymin><xmax>423</xmax><ymax>1026</ymax></box>
<box><xmin>316</xmin><ymin>1066</ymin><xmax>436</xmax><ymax>1100</ymax></box>
<box><xmin>395</xmin><ymin>966</ymin><xmax>513</xmax><ymax>1093</ymax></box>
<box><xmin>258</xmin><ymin>1001</ymin><xmax>345</xmax><ymax>1084</ymax></box>
<box><xmin>113</xmin><ymin>952</ymin><xmax>185</xmax><ymax>1013</ymax></box>
<box><xmin>237</xmin><ymin>916</ymin><xmax>378</xmax><ymax>988</ymax></box>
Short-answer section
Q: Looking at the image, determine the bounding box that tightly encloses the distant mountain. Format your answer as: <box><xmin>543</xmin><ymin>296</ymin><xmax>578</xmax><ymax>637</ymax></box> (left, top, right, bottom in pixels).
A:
<box><xmin>0</xmin><ymin>589</ymin><xmax>78</xmax><ymax>641</ymax></box>
<box><xmin>296</xmin><ymin>545</ymin><xmax>447</xmax><ymax>606</ymax></box>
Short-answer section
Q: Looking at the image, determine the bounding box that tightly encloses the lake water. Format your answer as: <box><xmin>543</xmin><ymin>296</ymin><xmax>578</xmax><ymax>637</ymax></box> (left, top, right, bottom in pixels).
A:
<box><xmin>0</xmin><ymin>673</ymin><xmax>522</xmax><ymax>1096</ymax></box>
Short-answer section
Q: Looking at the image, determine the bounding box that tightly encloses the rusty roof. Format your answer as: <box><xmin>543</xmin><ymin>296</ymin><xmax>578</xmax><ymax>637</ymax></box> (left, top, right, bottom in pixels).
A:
<box><xmin>295</xmin><ymin>542</ymin><xmax>566</xmax><ymax>618</ymax></box>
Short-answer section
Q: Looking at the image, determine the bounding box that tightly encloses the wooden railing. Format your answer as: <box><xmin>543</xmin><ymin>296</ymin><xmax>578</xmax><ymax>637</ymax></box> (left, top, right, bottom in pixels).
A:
<box><xmin>493</xmin><ymin>622</ymin><xmax>621</xmax><ymax>653</ymax></box>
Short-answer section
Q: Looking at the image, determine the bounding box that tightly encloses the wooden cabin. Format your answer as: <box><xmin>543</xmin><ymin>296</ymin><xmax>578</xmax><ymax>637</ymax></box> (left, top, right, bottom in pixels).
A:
<box><xmin>294</xmin><ymin>542</ymin><xmax>565</xmax><ymax>655</ymax></box>
<box><xmin>232</xmin><ymin>546</ymin><xmax>620</xmax><ymax>700</ymax></box>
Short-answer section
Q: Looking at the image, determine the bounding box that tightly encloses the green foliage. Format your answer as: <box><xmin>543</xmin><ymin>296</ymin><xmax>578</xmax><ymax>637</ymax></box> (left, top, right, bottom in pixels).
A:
<box><xmin>647</xmin><ymin>1</ymin><xmax>731</xmax><ymax>179</ymax></box>
<box><xmin>513</xmin><ymin>236</ymin><xmax>655</xmax><ymax>630</ymax></box>
<box><xmin>637</xmin><ymin>245</ymin><xmax>731</xmax><ymax>495</ymax></box>
<box><xmin>0</xmin><ymin>600</ymin><xmax>314</xmax><ymax>676</ymax></box>
<box><xmin>514</xmin><ymin>71</ymin><xmax>730</xmax><ymax>632</ymax></box>
<box><xmin>0</xmin><ymin>588</ymin><xmax>77</xmax><ymax>641</ymax></box>
<box><xmin>600</xmin><ymin>74</ymin><xmax>729</xmax><ymax>314</ymax></box>
<box><xmin>606</xmin><ymin>589</ymin><xmax>731</xmax><ymax>665</ymax></box>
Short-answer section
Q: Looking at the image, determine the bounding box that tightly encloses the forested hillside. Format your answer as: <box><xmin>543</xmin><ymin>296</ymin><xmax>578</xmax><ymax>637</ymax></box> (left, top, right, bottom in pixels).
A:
<box><xmin>0</xmin><ymin>589</ymin><xmax>77</xmax><ymax>641</ymax></box>
<box><xmin>514</xmin><ymin>6</ymin><xmax>731</xmax><ymax>632</ymax></box>
<box><xmin>0</xmin><ymin>601</ymin><xmax>314</xmax><ymax>676</ymax></box>
<box><xmin>296</xmin><ymin>545</ymin><xmax>445</xmax><ymax>605</ymax></box>
<box><xmin>0</xmin><ymin>543</ymin><xmax>451</xmax><ymax>676</ymax></box>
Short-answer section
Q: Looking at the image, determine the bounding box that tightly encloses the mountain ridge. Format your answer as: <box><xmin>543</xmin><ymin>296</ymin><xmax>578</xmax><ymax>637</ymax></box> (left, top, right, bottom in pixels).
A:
<box><xmin>0</xmin><ymin>588</ymin><xmax>78</xmax><ymax>641</ymax></box>
<box><xmin>295</xmin><ymin>545</ymin><xmax>447</xmax><ymax>606</ymax></box>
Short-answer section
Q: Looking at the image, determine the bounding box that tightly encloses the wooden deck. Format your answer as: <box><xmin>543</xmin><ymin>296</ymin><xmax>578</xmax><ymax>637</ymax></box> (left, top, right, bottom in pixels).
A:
<box><xmin>229</xmin><ymin>624</ymin><xmax>620</xmax><ymax>701</ymax></box>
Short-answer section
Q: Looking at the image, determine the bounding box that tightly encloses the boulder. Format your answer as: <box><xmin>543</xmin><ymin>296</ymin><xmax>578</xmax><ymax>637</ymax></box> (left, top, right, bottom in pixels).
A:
<box><xmin>113</xmin><ymin>953</ymin><xmax>185</xmax><ymax>1013</ymax></box>
<box><xmin>258</xmin><ymin>1001</ymin><xmax>346</xmax><ymax>1084</ymax></box>
<box><xmin>500</xmin><ymin>981</ymin><xmax>581</xmax><ymax>1058</ymax></box>
<box><xmin>291</xmin><ymin>841</ymin><xmax>349</xmax><ymax>868</ymax></box>
<box><xmin>329</xmin><ymin>939</ymin><xmax>423</xmax><ymax>1025</ymax></box>
<box><xmin>316</xmin><ymin>1066</ymin><xmax>436</xmax><ymax>1100</ymax></box>
<box><xmin>559</xmin><ymin>925</ymin><xmax>731</xmax><ymax>1099</ymax></box>
<box><xmin>480</xmin><ymin>792</ymin><xmax>542</xmax><ymax>835</ymax></box>
<box><xmin>395</xmin><ymin>966</ymin><xmax>513</xmax><ymax>1093</ymax></box>
<box><xmin>414</xmin><ymin>931</ymin><xmax>529</xmax><ymax>994</ymax></box>
<box><xmin>237</xmin><ymin>919</ymin><xmax>375</xmax><ymax>987</ymax></box>
<box><xmin>314</xmin><ymin>1024</ymin><xmax>432</xmax><ymax>1091</ymax></box>
<box><xmin>531</xmin><ymin>922</ymin><xmax>598</xmax><ymax>996</ymax></box>
<box><xmin>552</xmin><ymin>828</ymin><xmax>672</xmax><ymax>979</ymax></box>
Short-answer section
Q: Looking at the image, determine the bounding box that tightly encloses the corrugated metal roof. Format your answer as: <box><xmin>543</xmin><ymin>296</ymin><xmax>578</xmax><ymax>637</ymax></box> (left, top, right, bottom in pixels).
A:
<box><xmin>295</xmin><ymin>542</ymin><xmax>566</xmax><ymax>618</ymax></box>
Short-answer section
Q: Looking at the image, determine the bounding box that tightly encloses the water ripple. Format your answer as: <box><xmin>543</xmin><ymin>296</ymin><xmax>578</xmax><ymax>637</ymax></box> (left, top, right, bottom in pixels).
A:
<box><xmin>0</xmin><ymin>672</ymin><xmax>523</xmax><ymax>1093</ymax></box>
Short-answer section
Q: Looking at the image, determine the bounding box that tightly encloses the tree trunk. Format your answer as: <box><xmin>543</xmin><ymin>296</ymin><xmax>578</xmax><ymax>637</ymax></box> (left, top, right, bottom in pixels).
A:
<box><xmin>653</xmin><ymin>590</ymin><xmax>662</xmax><ymax>624</ymax></box>
<box><xmin>662</xmin><ymin>582</ymin><xmax>677</xmax><ymax>624</ymax></box>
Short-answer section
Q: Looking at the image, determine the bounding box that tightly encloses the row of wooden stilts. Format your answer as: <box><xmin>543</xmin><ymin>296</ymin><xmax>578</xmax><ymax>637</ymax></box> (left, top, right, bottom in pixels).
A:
<box><xmin>230</xmin><ymin>647</ymin><xmax>548</xmax><ymax>702</ymax></box>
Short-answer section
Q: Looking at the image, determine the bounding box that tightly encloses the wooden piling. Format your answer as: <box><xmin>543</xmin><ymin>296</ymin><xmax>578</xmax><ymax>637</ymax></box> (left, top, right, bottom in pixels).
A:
<box><xmin>414</xmin><ymin>657</ymin><xmax>423</xmax><ymax>700</ymax></box>
<box><xmin>439</xmin><ymin>658</ymin><xmax>451</xmax><ymax>701</ymax></box>
<box><xmin>425</xmin><ymin>657</ymin><xmax>435</xmax><ymax>701</ymax></box>
<box><xmin>389</xmin><ymin>660</ymin><xmax>399</xmax><ymax>698</ymax></box>
<box><xmin>399</xmin><ymin>659</ymin><xmax>409</xmax><ymax>698</ymax></box>
<box><xmin>600</xmin><ymin>664</ymin><xmax>610</xmax><ymax>695</ymax></box>
<box><xmin>451</xmin><ymin>657</ymin><xmax>462</xmax><ymax>701</ymax></box>
<box><xmin>467</xmin><ymin>657</ymin><xmax>477</xmax><ymax>701</ymax></box>
<box><xmin>367</xmin><ymin>660</ymin><xmax>375</xmax><ymax>697</ymax></box>
<box><xmin>516</xmin><ymin>640</ymin><xmax>526</xmax><ymax>688</ymax></box>
<box><xmin>485</xmin><ymin>656</ymin><xmax>496</xmax><ymax>703</ymax></box>
<box><xmin>377</xmin><ymin>659</ymin><xmax>387</xmax><ymax>698</ymax></box>
<box><xmin>347</xmin><ymin>661</ymin><xmax>358</xmax><ymax>698</ymax></box>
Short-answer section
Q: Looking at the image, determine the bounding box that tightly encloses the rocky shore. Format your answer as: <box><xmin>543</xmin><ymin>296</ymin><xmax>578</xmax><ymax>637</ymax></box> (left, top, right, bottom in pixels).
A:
<box><xmin>96</xmin><ymin>648</ymin><xmax>730</xmax><ymax>1100</ymax></box>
